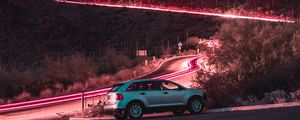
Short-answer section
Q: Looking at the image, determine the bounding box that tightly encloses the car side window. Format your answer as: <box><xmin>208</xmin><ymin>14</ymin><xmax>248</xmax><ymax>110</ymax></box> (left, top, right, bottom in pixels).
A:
<box><xmin>146</xmin><ymin>81</ymin><xmax>161</xmax><ymax>90</ymax></box>
<box><xmin>159</xmin><ymin>81</ymin><xmax>179</xmax><ymax>90</ymax></box>
<box><xmin>126</xmin><ymin>83</ymin><xmax>140</xmax><ymax>91</ymax></box>
<box><xmin>127</xmin><ymin>81</ymin><xmax>161</xmax><ymax>91</ymax></box>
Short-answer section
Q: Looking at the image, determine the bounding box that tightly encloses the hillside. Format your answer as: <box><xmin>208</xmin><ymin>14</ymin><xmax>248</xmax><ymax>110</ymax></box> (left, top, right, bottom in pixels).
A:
<box><xmin>73</xmin><ymin>0</ymin><xmax>300</xmax><ymax>20</ymax></box>
<box><xmin>0</xmin><ymin>0</ymin><xmax>220</xmax><ymax>69</ymax></box>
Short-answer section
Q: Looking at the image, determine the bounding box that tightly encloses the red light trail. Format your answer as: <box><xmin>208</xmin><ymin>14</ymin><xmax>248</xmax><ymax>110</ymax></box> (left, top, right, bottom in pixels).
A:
<box><xmin>54</xmin><ymin>0</ymin><xmax>295</xmax><ymax>23</ymax></box>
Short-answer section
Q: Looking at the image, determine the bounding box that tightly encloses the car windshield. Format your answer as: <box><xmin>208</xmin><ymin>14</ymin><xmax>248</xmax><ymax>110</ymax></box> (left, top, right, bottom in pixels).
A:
<box><xmin>110</xmin><ymin>83</ymin><xmax>124</xmax><ymax>92</ymax></box>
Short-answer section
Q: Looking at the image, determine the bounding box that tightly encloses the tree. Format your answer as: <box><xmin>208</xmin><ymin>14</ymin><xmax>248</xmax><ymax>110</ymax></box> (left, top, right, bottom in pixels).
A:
<box><xmin>194</xmin><ymin>20</ymin><xmax>300</xmax><ymax>107</ymax></box>
<box><xmin>97</xmin><ymin>49</ymin><xmax>133</xmax><ymax>74</ymax></box>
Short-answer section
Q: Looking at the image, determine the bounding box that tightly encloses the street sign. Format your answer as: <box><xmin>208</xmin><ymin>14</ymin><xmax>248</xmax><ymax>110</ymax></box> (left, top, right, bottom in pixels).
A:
<box><xmin>136</xmin><ymin>50</ymin><xmax>147</xmax><ymax>56</ymax></box>
<box><xmin>178</xmin><ymin>42</ymin><xmax>182</xmax><ymax>47</ymax></box>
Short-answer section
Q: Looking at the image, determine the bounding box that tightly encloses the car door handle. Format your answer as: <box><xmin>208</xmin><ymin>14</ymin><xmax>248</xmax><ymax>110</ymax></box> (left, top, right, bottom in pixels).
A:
<box><xmin>140</xmin><ymin>92</ymin><xmax>146</xmax><ymax>95</ymax></box>
<box><xmin>163</xmin><ymin>92</ymin><xmax>168</xmax><ymax>94</ymax></box>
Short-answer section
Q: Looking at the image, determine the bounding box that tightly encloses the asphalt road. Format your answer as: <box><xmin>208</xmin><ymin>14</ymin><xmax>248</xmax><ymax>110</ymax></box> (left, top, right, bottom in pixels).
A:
<box><xmin>144</xmin><ymin>106</ymin><xmax>300</xmax><ymax>120</ymax></box>
<box><xmin>138</xmin><ymin>56</ymin><xmax>194</xmax><ymax>79</ymax></box>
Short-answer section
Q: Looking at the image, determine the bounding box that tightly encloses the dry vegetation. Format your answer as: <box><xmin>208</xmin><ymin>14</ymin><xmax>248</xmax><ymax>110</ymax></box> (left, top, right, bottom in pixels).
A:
<box><xmin>0</xmin><ymin>50</ymin><xmax>163</xmax><ymax>104</ymax></box>
<box><xmin>194</xmin><ymin>20</ymin><xmax>300</xmax><ymax>108</ymax></box>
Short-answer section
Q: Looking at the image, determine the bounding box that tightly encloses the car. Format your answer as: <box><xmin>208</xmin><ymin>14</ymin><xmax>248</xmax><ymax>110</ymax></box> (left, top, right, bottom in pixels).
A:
<box><xmin>103</xmin><ymin>79</ymin><xmax>207</xmax><ymax>120</ymax></box>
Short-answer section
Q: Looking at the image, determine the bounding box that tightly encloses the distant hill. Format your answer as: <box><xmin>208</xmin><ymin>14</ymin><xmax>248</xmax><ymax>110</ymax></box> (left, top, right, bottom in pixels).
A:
<box><xmin>0</xmin><ymin>0</ymin><xmax>220</xmax><ymax>69</ymax></box>
<box><xmin>72</xmin><ymin>0</ymin><xmax>300</xmax><ymax>19</ymax></box>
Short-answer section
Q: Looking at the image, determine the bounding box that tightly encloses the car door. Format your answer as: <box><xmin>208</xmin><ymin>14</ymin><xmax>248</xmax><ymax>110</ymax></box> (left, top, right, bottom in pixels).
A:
<box><xmin>136</xmin><ymin>81</ymin><xmax>163</xmax><ymax>107</ymax></box>
<box><xmin>159</xmin><ymin>81</ymin><xmax>185</xmax><ymax>106</ymax></box>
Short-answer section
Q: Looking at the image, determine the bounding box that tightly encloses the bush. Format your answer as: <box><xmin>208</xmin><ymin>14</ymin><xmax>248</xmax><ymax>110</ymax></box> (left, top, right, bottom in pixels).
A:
<box><xmin>97</xmin><ymin>49</ymin><xmax>133</xmax><ymax>74</ymax></box>
<box><xmin>194</xmin><ymin>20</ymin><xmax>300</xmax><ymax>108</ymax></box>
<box><xmin>88</xmin><ymin>102</ymin><xmax>105</xmax><ymax>117</ymax></box>
<box><xmin>0</xmin><ymin>99</ymin><xmax>5</xmax><ymax>105</ymax></box>
<box><xmin>194</xmin><ymin>70</ymin><xmax>238</xmax><ymax>108</ymax></box>
<box><xmin>290</xmin><ymin>89</ymin><xmax>300</xmax><ymax>102</ymax></box>
<box><xmin>262</xmin><ymin>90</ymin><xmax>289</xmax><ymax>104</ymax></box>
<box><xmin>54</xmin><ymin>82</ymin><xmax>64</xmax><ymax>93</ymax></box>
<box><xmin>67</xmin><ymin>83</ymin><xmax>85</xmax><ymax>92</ymax></box>
<box><xmin>14</xmin><ymin>91</ymin><xmax>32</xmax><ymax>102</ymax></box>
<box><xmin>115</xmin><ymin>69</ymin><xmax>134</xmax><ymax>81</ymax></box>
<box><xmin>98</xmin><ymin>74</ymin><xmax>117</xmax><ymax>86</ymax></box>
<box><xmin>42</xmin><ymin>52</ymin><xmax>97</xmax><ymax>86</ymax></box>
<box><xmin>0</xmin><ymin>67</ymin><xmax>33</xmax><ymax>99</ymax></box>
<box><xmin>86</xmin><ymin>78</ymin><xmax>99</xmax><ymax>89</ymax></box>
<box><xmin>40</xmin><ymin>88</ymin><xmax>53</xmax><ymax>98</ymax></box>
<box><xmin>235</xmin><ymin>95</ymin><xmax>258</xmax><ymax>106</ymax></box>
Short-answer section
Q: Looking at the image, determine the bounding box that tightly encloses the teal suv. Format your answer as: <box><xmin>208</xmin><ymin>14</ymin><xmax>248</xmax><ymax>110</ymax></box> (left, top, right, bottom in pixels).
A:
<box><xmin>104</xmin><ymin>79</ymin><xmax>206</xmax><ymax>120</ymax></box>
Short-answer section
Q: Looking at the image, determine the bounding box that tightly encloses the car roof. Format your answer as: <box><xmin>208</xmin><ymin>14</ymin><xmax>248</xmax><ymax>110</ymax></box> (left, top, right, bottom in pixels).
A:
<box><xmin>125</xmin><ymin>79</ymin><xmax>166</xmax><ymax>84</ymax></box>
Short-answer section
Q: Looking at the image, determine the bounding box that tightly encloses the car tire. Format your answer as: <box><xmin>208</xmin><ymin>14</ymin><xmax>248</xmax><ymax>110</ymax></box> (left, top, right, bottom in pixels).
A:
<box><xmin>172</xmin><ymin>109</ymin><xmax>185</xmax><ymax>116</ymax></box>
<box><xmin>188</xmin><ymin>97</ymin><xmax>203</xmax><ymax>114</ymax></box>
<box><xmin>126</xmin><ymin>102</ymin><xmax>144</xmax><ymax>120</ymax></box>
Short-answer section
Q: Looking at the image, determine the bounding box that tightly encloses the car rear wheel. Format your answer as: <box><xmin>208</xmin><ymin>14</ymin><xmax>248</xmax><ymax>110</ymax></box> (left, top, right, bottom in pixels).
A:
<box><xmin>188</xmin><ymin>97</ymin><xmax>203</xmax><ymax>114</ymax></box>
<box><xmin>172</xmin><ymin>109</ymin><xmax>185</xmax><ymax>116</ymax></box>
<box><xmin>126</xmin><ymin>102</ymin><xmax>144</xmax><ymax>119</ymax></box>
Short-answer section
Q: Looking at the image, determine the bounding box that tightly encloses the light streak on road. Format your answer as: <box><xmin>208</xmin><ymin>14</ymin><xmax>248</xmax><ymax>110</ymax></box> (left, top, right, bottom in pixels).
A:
<box><xmin>0</xmin><ymin>88</ymin><xmax>111</xmax><ymax>112</ymax></box>
<box><xmin>54</xmin><ymin>0</ymin><xmax>295</xmax><ymax>23</ymax></box>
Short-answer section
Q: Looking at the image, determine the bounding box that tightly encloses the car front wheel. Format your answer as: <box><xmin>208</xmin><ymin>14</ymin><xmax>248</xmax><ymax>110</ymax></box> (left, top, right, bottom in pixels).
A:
<box><xmin>126</xmin><ymin>102</ymin><xmax>144</xmax><ymax>119</ymax></box>
<box><xmin>188</xmin><ymin>97</ymin><xmax>203</xmax><ymax>114</ymax></box>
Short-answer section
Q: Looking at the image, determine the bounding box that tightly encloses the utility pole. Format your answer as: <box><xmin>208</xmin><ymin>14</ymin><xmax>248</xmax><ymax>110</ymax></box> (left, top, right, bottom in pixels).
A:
<box><xmin>81</xmin><ymin>82</ymin><xmax>88</xmax><ymax>111</ymax></box>
<box><xmin>146</xmin><ymin>37</ymin><xmax>149</xmax><ymax>51</ymax></box>
<box><xmin>81</xmin><ymin>91</ymin><xmax>84</xmax><ymax>110</ymax></box>
<box><xmin>136</xmin><ymin>39</ymin><xmax>139</xmax><ymax>51</ymax></box>
<box><xmin>186</xmin><ymin>31</ymin><xmax>189</xmax><ymax>50</ymax></box>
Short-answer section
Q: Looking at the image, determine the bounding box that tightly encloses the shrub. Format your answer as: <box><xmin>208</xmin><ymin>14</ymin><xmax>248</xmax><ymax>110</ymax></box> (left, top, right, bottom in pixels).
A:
<box><xmin>98</xmin><ymin>74</ymin><xmax>117</xmax><ymax>86</ymax></box>
<box><xmin>0</xmin><ymin>99</ymin><xmax>5</xmax><ymax>105</ymax></box>
<box><xmin>234</xmin><ymin>95</ymin><xmax>258</xmax><ymax>106</ymax></box>
<box><xmin>54</xmin><ymin>82</ymin><xmax>64</xmax><ymax>93</ymax></box>
<box><xmin>14</xmin><ymin>91</ymin><xmax>32</xmax><ymax>102</ymax></box>
<box><xmin>115</xmin><ymin>69</ymin><xmax>134</xmax><ymax>81</ymax></box>
<box><xmin>88</xmin><ymin>102</ymin><xmax>105</xmax><ymax>117</ymax></box>
<box><xmin>290</xmin><ymin>89</ymin><xmax>300</xmax><ymax>102</ymax></box>
<box><xmin>67</xmin><ymin>83</ymin><xmax>84</xmax><ymax>92</ymax></box>
<box><xmin>194</xmin><ymin>70</ymin><xmax>238</xmax><ymax>108</ymax></box>
<box><xmin>97</xmin><ymin>49</ymin><xmax>133</xmax><ymax>74</ymax></box>
<box><xmin>40</xmin><ymin>88</ymin><xmax>53</xmax><ymax>98</ymax></box>
<box><xmin>42</xmin><ymin>52</ymin><xmax>96</xmax><ymax>86</ymax></box>
<box><xmin>261</xmin><ymin>90</ymin><xmax>289</xmax><ymax>104</ymax></box>
<box><xmin>194</xmin><ymin>20</ymin><xmax>300</xmax><ymax>108</ymax></box>
<box><xmin>86</xmin><ymin>78</ymin><xmax>99</xmax><ymax>89</ymax></box>
<box><xmin>0</xmin><ymin>67</ymin><xmax>33</xmax><ymax>99</ymax></box>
